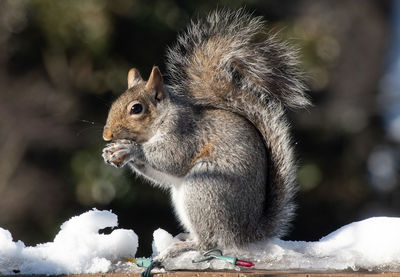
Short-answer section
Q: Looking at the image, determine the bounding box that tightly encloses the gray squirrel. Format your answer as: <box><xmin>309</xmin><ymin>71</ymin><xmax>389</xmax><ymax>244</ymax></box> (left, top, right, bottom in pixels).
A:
<box><xmin>102</xmin><ymin>10</ymin><xmax>309</xmax><ymax>256</ymax></box>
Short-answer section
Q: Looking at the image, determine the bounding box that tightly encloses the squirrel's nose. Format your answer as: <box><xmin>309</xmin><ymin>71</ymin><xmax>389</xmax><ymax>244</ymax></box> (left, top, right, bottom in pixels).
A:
<box><xmin>103</xmin><ymin>127</ymin><xmax>113</xmax><ymax>141</ymax></box>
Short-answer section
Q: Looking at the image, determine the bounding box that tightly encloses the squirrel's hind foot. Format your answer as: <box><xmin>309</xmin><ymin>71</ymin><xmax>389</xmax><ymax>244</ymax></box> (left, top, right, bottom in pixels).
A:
<box><xmin>156</xmin><ymin>241</ymin><xmax>198</xmax><ymax>262</ymax></box>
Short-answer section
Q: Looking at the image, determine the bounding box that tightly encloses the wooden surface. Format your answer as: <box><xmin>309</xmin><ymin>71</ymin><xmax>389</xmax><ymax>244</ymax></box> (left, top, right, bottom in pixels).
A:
<box><xmin>8</xmin><ymin>271</ymin><xmax>400</xmax><ymax>277</ymax></box>
<box><xmin>148</xmin><ymin>271</ymin><xmax>400</xmax><ymax>277</ymax></box>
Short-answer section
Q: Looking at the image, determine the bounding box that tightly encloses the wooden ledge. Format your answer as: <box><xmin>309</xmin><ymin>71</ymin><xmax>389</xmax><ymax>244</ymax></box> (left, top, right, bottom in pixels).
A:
<box><xmin>149</xmin><ymin>271</ymin><xmax>400</xmax><ymax>277</ymax></box>
<box><xmin>6</xmin><ymin>271</ymin><xmax>400</xmax><ymax>277</ymax></box>
<box><xmin>147</xmin><ymin>271</ymin><xmax>399</xmax><ymax>277</ymax></box>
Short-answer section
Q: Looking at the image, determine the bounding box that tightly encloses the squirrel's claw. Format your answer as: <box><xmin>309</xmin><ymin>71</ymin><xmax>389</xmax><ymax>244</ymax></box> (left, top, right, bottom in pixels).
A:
<box><xmin>102</xmin><ymin>141</ymin><xmax>135</xmax><ymax>168</ymax></box>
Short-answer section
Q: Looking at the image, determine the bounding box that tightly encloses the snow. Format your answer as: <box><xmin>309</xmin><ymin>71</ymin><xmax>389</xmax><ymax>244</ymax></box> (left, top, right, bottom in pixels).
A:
<box><xmin>0</xmin><ymin>209</ymin><xmax>138</xmax><ymax>275</ymax></box>
<box><xmin>157</xmin><ymin>217</ymin><xmax>400</xmax><ymax>272</ymax></box>
<box><xmin>1</xmin><ymin>211</ymin><xmax>400</xmax><ymax>275</ymax></box>
<box><xmin>152</xmin><ymin>228</ymin><xmax>179</xmax><ymax>257</ymax></box>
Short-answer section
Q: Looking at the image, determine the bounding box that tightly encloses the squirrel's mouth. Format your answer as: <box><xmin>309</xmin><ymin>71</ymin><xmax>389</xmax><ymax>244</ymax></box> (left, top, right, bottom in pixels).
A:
<box><xmin>111</xmin><ymin>138</ymin><xmax>135</xmax><ymax>144</ymax></box>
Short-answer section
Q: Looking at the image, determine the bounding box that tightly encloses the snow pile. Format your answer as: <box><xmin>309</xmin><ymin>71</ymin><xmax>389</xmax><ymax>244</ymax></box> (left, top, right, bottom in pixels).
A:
<box><xmin>1</xmin><ymin>211</ymin><xmax>400</xmax><ymax>274</ymax></box>
<box><xmin>247</xmin><ymin>217</ymin><xmax>400</xmax><ymax>271</ymax></box>
<box><xmin>156</xmin><ymin>217</ymin><xmax>400</xmax><ymax>272</ymax></box>
<box><xmin>0</xmin><ymin>209</ymin><xmax>138</xmax><ymax>275</ymax></box>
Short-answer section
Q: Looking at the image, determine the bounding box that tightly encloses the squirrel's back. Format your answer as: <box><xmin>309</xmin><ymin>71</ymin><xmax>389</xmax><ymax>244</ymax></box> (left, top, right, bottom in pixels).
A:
<box><xmin>166</xmin><ymin>9</ymin><xmax>310</xmax><ymax>238</ymax></box>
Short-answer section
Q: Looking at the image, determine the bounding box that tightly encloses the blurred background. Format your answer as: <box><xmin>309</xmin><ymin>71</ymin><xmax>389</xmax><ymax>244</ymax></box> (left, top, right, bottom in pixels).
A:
<box><xmin>0</xmin><ymin>0</ymin><xmax>398</xmax><ymax>257</ymax></box>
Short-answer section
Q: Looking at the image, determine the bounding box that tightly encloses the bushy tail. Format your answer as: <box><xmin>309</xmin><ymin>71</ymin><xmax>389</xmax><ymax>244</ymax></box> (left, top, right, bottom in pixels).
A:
<box><xmin>166</xmin><ymin>9</ymin><xmax>309</xmax><ymax>238</ymax></box>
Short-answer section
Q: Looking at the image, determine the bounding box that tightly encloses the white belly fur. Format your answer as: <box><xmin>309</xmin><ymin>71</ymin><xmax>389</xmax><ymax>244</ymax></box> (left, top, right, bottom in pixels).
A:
<box><xmin>171</xmin><ymin>185</ymin><xmax>193</xmax><ymax>233</ymax></box>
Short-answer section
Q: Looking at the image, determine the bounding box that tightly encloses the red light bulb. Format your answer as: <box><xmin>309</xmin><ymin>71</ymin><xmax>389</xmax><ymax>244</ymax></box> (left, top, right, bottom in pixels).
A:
<box><xmin>236</xmin><ymin>259</ymin><xmax>255</xmax><ymax>267</ymax></box>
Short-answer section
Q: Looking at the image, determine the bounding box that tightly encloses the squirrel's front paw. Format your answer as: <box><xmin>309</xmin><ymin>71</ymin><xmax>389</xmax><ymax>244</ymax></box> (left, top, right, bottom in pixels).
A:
<box><xmin>102</xmin><ymin>140</ymin><xmax>135</xmax><ymax>168</ymax></box>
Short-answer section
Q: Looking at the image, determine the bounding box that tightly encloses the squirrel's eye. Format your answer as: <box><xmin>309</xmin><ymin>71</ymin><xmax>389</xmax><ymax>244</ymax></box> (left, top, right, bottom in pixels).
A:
<box><xmin>130</xmin><ymin>103</ymin><xmax>143</xmax><ymax>115</ymax></box>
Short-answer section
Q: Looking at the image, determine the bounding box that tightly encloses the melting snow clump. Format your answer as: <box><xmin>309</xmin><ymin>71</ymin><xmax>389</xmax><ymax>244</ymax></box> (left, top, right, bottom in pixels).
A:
<box><xmin>0</xmin><ymin>209</ymin><xmax>138</xmax><ymax>275</ymax></box>
<box><xmin>152</xmin><ymin>228</ymin><xmax>179</xmax><ymax>257</ymax></box>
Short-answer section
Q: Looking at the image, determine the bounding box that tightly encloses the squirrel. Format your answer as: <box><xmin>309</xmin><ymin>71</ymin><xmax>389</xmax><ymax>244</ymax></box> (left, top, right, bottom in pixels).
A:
<box><xmin>102</xmin><ymin>9</ymin><xmax>309</xmax><ymax>256</ymax></box>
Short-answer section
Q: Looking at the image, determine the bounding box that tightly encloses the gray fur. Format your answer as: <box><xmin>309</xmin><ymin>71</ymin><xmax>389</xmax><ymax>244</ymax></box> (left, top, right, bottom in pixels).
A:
<box><xmin>165</xmin><ymin>9</ymin><xmax>310</xmax><ymax>239</ymax></box>
<box><xmin>102</xmin><ymin>9</ymin><xmax>308</xmax><ymax>255</ymax></box>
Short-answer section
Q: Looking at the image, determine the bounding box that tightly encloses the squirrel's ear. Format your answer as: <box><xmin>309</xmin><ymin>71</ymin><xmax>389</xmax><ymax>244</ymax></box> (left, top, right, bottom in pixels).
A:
<box><xmin>146</xmin><ymin>66</ymin><xmax>165</xmax><ymax>101</ymax></box>
<box><xmin>127</xmin><ymin>68</ymin><xmax>143</xmax><ymax>88</ymax></box>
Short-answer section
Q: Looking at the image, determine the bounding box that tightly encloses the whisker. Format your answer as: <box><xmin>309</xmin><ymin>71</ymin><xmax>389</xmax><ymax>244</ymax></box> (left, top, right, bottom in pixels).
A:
<box><xmin>79</xmin><ymin>119</ymin><xmax>104</xmax><ymax>127</ymax></box>
<box><xmin>80</xmin><ymin>119</ymin><xmax>95</xmax><ymax>125</ymax></box>
<box><xmin>76</xmin><ymin>126</ymin><xmax>103</xmax><ymax>137</ymax></box>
